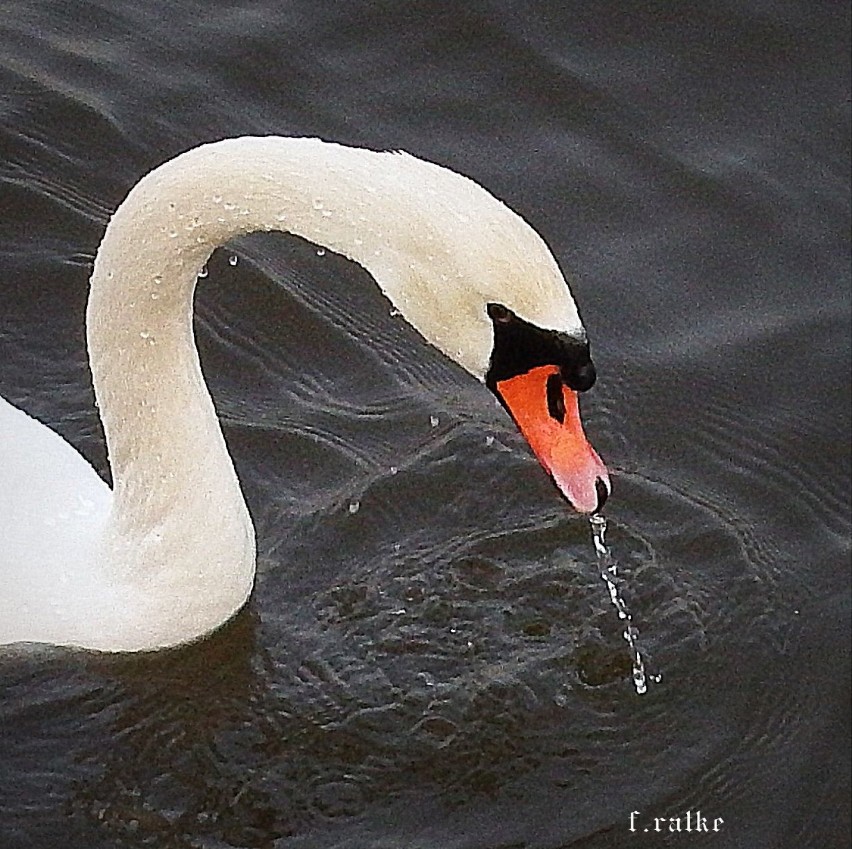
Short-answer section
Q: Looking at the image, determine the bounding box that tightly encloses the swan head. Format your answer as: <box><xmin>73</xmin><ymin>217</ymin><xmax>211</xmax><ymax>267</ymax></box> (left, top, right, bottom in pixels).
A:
<box><xmin>484</xmin><ymin>303</ymin><xmax>610</xmax><ymax>515</ymax></box>
<box><xmin>343</xmin><ymin>147</ymin><xmax>611</xmax><ymax>515</ymax></box>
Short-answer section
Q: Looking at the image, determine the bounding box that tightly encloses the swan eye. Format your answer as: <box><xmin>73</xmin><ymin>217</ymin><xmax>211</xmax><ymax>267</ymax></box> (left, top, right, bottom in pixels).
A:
<box><xmin>486</xmin><ymin>302</ymin><xmax>514</xmax><ymax>324</ymax></box>
<box><xmin>546</xmin><ymin>372</ymin><xmax>566</xmax><ymax>423</ymax></box>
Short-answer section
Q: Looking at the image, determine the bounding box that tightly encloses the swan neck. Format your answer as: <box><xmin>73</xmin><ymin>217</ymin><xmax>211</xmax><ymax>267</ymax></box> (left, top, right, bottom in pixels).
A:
<box><xmin>85</xmin><ymin>135</ymin><xmax>582</xmax><ymax>559</ymax></box>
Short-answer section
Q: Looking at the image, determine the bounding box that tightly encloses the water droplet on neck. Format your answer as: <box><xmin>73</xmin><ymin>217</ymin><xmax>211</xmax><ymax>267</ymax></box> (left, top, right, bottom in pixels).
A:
<box><xmin>228</xmin><ymin>255</ymin><xmax>238</xmax><ymax>266</ymax></box>
<box><xmin>589</xmin><ymin>514</ymin><xmax>650</xmax><ymax>695</ymax></box>
<box><xmin>198</xmin><ymin>265</ymin><xmax>209</xmax><ymax>279</ymax></box>
<box><xmin>316</xmin><ymin>248</ymin><xmax>326</xmax><ymax>257</ymax></box>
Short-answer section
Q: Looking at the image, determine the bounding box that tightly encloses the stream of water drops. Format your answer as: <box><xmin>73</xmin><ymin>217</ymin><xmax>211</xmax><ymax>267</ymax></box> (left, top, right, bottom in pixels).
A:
<box><xmin>589</xmin><ymin>514</ymin><xmax>652</xmax><ymax>695</ymax></box>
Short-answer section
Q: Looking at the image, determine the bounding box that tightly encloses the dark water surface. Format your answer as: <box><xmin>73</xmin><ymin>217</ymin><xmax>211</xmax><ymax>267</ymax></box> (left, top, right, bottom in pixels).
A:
<box><xmin>1</xmin><ymin>2</ymin><xmax>850</xmax><ymax>847</ymax></box>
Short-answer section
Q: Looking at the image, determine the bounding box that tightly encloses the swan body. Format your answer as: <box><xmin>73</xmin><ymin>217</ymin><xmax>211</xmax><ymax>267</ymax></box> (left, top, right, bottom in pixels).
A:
<box><xmin>0</xmin><ymin>136</ymin><xmax>605</xmax><ymax>651</ymax></box>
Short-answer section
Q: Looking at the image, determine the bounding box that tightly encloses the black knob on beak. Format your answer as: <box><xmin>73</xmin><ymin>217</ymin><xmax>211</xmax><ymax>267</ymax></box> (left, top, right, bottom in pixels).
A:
<box><xmin>562</xmin><ymin>359</ymin><xmax>596</xmax><ymax>392</ymax></box>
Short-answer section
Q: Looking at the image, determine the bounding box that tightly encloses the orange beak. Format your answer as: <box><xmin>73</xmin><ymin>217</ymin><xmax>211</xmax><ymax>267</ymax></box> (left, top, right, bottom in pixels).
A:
<box><xmin>495</xmin><ymin>365</ymin><xmax>610</xmax><ymax>514</ymax></box>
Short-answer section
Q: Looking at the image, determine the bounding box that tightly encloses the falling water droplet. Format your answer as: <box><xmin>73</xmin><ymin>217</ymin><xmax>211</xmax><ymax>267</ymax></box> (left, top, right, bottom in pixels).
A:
<box><xmin>316</xmin><ymin>248</ymin><xmax>326</xmax><ymax>257</ymax></box>
<box><xmin>198</xmin><ymin>265</ymin><xmax>209</xmax><ymax>279</ymax></box>
<box><xmin>348</xmin><ymin>500</ymin><xmax>360</xmax><ymax>515</ymax></box>
<box><xmin>589</xmin><ymin>513</ymin><xmax>650</xmax><ymax>695</ymax></box>
<box><xmin>228</xmin><ymin>255</ymin><xmax>238</xmax><ymax>266</ymax></box>
<box><xmin>429</xmin><ymin>415</ymin><xmax>440</xmax><ymax>428</ymax></box>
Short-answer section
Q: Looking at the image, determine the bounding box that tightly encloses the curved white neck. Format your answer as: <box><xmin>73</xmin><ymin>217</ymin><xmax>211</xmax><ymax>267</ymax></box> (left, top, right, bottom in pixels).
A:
<box><xmin>86</xmin><ymin>136</ymin><xmax>582</xmax><ymax>590</ymax></box>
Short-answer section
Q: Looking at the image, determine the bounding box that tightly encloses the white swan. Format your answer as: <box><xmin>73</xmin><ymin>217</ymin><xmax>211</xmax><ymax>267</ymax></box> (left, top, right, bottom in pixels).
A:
<box><xmin>0</xmin><ymin>137</ymin><xmax>609</xmax><ymax>652</ymax></box>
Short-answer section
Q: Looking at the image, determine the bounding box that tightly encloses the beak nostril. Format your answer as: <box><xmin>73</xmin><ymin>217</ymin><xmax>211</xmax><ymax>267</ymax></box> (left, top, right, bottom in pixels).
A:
<box><xmin>594</xmin><ymin>477</ymin><xmax>609</xmax><ymax>513</ymax></box>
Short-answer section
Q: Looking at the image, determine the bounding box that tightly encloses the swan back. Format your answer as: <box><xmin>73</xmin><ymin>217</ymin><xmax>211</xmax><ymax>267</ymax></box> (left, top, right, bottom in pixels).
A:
<box><xmin>0</xmin><ymin>396</ymin><xmax>110</xmax><ymax>644</ymax></box>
